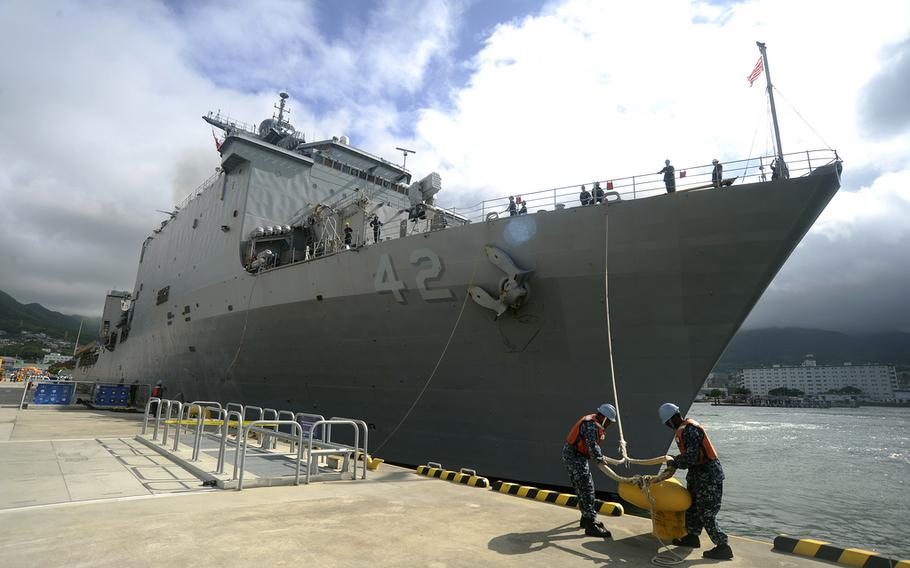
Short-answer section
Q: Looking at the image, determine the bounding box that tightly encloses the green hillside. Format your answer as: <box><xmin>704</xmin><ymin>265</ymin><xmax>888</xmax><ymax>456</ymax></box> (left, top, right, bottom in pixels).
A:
<box><xmin>0</xmin><ymin>290</ymin><xmax>100</xmax><ymax>342</ymax></box>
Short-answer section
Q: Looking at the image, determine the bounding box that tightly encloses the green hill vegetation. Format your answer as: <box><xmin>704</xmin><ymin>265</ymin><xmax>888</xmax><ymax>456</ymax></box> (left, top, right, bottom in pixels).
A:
<box><xmin>0</xmin><ymin>290</ymin><xmax>99</xmax><ymax>342</ymax></box>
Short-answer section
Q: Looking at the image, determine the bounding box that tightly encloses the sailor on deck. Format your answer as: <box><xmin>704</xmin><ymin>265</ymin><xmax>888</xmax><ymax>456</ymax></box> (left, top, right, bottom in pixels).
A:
<box><xmin>563</xmin><ymin>403</ymin><xmax>616</xmax><ymax>538</ymax></box>
<box><xmin>659</xmin><ymin>402</ymin><xmax>733</xmax><ymax>560</ymax></box>
<box><xmin>369</xmin><ymin>214</ymin><xmax>382</xmax><ymax>243</ymax></box>
<box><xmin>508</xmin><ymin>196</ymin><xmax>518</xmax><ymax>216</ymax></box>
<box><xmin>659</xmin><ymin>160</ymin><xmax>676</xmax><ymax>193</ymax></box>
<box><xmin>593</xmin><ymin>182</ymin><xmax>605</xmax><ymax>204</ymax></box>
<box><xmin>712</xmin><ymin>159</ymin><xmax>723</xmax><ymax>189</ymax></box>
<box><xmin>343</xmin><ymin>221</ymin><xmax>353</xmax><ymax>248</ymax></box>
<box><xmin>579</xmin><ymin>185</ymin><xmax>592</xmax><ymax>206</ymax></box>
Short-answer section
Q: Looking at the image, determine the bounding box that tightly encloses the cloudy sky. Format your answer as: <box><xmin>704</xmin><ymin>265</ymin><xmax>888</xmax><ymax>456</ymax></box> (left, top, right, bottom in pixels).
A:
<box><xmin>0</xmin><ymin>0</ymin><xmax>908</xmax><ymax>333</ymax></box>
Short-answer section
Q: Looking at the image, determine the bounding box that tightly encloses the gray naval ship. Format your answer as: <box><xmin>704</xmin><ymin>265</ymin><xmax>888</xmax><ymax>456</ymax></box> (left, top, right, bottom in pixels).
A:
<box><xmin>78</xmin><ymin>90</ymin><xmax>841</xmax><ymax>487</ymax></box>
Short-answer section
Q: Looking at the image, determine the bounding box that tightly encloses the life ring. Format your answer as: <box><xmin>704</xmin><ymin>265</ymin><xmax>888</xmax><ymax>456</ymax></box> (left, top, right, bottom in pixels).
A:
<box><xmin>485</xmin><ymin>212</ymin><xmax>500</xmax><ymax>221</ymax></box>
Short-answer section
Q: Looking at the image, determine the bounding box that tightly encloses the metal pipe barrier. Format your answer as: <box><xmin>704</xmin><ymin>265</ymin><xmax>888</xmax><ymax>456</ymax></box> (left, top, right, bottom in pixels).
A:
<box><xmin>274</xmin><ymin>410</ymin><xmax>296</xmax><ymax>449</ymax></box>
<box><xmin>142</xmin><ymin>397</ymin><xmax>161</xmax><ymax>435</ymax></box>
<box><xmin>238</xmin><ymin>420</ymin><xmax>303</xmax><ymax>490</ymax></box>
<box><xmin>158</xmin><ymin>400</ymin><xmax>170</xmax><ymax>442</ymax></box>
<box><xmin>261</xmin><ymin>408</ymin><xmax>278</xmax><ymax>448</ymax></box>
<box><xmin>331</xmin><ymin>416</ymin><xmax>370</xmax><ymax>480</ymax></box>
<box><xmin>215</xmin><ymin>409</ymin><xmax>243</xmax><ymax>480</ymax></box>
<box><xmin>153</xmin><ymin>398</ymin><xmax>169</xmax><ymax>441</ymax></box>
<box><xmin>174</xmin><ymin>402</ymin><xmax>200</xmax><ymax>452</ymax></box>
<box><xmin>192</xmin><ymin>400</ymin><xmax>223</xmax><ymax>434</ymax></box>
<box><xmin>244</xmin><ymin>406</ymin><xmax>263</xmax><ymax>422</ymax></box>
<box><xmin>217</xmin><ymin>409</ymin><xmax>244</xmax><ymax>477</ymax></box>
<box><xmin>293</xmin><ymin>412</ymin><xmax>326</xmax><ymax>454</ymax></box>
<box><xmin>163</xmin><ymin>401</ymin><xmax>183</xmax><ymax>448</ymax></box>
<box><xmin>159</xmin><ymin>399</ymin><xmax>176</xmax><ymax>443</ymax></box>
<box><xmin>176</xmin><ymin>403</ymin><xmax>205</xmax><ymax>459</ymax></box>
<box><xmin>305</xmin><ymin>419</ymin><xmax>360</xmax><ymax>484</ymax></box>
<box><xmin>226</xmin><ymin>402</ymin><xmax>244</xmax><ymax>422</ymax></box>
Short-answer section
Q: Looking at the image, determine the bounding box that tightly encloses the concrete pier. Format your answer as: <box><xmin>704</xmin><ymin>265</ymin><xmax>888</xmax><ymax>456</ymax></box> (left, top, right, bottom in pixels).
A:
<box><xmin>0</xmin><ymin>407</ymin><xmax>847</xmax><ymax>567</ymax></box>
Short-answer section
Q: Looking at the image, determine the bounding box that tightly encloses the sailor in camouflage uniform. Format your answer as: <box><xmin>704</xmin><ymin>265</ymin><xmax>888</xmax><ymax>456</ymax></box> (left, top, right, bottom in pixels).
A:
<box><xmin>659</xmin><ymin>402</ymin><xmax>733</xmax><ymax>560</ymax></box>
<box><xmin>563</xmin><ymin>403</ymin><xmax>616</xmax><ymax>538</ymax></box>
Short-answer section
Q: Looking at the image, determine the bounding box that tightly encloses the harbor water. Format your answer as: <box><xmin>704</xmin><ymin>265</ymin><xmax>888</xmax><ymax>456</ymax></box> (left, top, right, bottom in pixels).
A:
<box><xmin>685</xmin><ymin>405</ymin><xmax>909</xmax><ymax>558</ymax></box>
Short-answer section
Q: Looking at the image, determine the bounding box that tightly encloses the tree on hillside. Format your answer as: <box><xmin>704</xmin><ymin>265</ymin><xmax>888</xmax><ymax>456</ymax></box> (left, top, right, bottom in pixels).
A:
<box><xmin>708</xmin><ymin>389</ymin><xmax>726</xmax><ymax>399</ymax></box>
<box><xmin>4</xmin><ymin>342</ymin><xmax>46</xmax><ymax>362</ymax></box>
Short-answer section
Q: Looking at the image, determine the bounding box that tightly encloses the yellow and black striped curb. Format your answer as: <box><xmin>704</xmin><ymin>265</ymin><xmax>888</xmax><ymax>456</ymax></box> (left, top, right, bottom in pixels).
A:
<box><xmin>491</xmin><ymin>481</ymin><xmax>623</xmax><ymax>517</ymax></box>
<box><xmin>415</xmin><ymin>465</ymin><xmax>490</xmax><ymax>488</ymax></box>
<box><xmin>773</xmin><ymin>536</ymin><xmax>909</xmax><ymax>568</ymax></box>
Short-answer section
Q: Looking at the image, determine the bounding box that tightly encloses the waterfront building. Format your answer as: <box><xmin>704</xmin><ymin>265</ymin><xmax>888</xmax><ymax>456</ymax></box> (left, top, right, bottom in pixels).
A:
<box><xmin>742</xmin><ymin>355</ymin><xmax>898</xmax><ymax>402</ymax></box>
<box><xmin>894</xmin><ymin>391</ymin><xmax>910</xmax><ymax>404</ymax></box>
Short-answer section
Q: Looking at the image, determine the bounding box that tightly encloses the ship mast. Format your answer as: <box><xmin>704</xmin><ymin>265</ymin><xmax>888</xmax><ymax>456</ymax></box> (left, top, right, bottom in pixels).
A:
<box><xmin>757</xmin><ymin>41</ymin><xmax>786</xmax><ymax>175</ymax></box>
<box><xmin>275</xmin><ymin>91</ymin><xmax>290</xmax><ymax>126</ymax></box>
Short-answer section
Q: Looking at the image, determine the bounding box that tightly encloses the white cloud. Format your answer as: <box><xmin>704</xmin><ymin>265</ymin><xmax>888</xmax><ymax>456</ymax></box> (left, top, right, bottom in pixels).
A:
<box><xmin>407</xmin><ymin>0</ymin><xmax>910</xmax><ymax>207</ymax></box>
<box><xmin>0</xmin><ymin>0</ymin><xmax>908</xmax><ymax>332</ymax></box>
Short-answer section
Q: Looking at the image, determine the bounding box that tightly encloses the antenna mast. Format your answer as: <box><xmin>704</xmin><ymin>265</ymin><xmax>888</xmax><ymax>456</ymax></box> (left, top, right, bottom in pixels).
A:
<box><xmin>396</xmin><ymin>146</ymin><xmax>416</xmax><ymax>170</ymax></box>
<box><xmin>275</xmin><ymin>92</ymin><xmax>290</xmax><ymax>125</ymax></box>
<box><xmin>757</xmin><ymin>41</ymin><xmax>785</xmax><ymax>172</ymax></box>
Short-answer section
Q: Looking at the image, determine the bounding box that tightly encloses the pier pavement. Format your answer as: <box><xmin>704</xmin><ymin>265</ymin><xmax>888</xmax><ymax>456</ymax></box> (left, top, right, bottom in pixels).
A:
<box><xmin>0</xmin><ymin>407</ymin><xmax>834</xmax><ymax>567</ymax></box>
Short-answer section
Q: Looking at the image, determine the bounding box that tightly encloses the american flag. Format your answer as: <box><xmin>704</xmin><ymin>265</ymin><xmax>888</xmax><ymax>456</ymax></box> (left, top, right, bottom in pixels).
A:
<box><xmin>212</xmin><ymin>128</ymin><xmax>222</xmax><ymax>151</ymax></box>
<box><xmin>747</xmin><ymin>57</ymin><xmax>764</xmax><ymax>87</ymax></box>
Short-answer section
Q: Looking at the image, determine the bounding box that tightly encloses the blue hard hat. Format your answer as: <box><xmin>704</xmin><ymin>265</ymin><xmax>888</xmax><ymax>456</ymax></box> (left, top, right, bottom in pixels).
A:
<box><xmin>597</xmin><ymin>403</ymin><xmax>617</xmax><ymax>423</ymax></box>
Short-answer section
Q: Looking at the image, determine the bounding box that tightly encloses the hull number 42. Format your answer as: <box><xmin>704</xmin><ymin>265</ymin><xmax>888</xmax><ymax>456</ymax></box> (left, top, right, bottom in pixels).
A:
<box><xmin>374</xmin><ymin>249</ymin><xmax>453</xmax><ymax>303</ymax></box>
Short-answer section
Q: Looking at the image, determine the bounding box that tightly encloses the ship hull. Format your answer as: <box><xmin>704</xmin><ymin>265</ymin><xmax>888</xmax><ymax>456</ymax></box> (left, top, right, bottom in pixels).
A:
<box><xmin>82</xmin><ymin>165</ymin><xmax>840</xmax><ymax>487</ymax></box>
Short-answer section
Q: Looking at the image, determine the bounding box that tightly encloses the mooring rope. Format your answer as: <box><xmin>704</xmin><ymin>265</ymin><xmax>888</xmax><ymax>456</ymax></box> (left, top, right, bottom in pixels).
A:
<box><xmin>225</xmin><ymin>270</ymin><xmax>261</xmax><ymax>377</ymax></box>
<box><xmin>600</xmin><ymin>209</ymin><xmax>684</xmax><ymax>566</ymax></box>
<box><xmin>373</xmin><ymin>260</ymin><xmax>477</xmax><ymax>453</ymax></box>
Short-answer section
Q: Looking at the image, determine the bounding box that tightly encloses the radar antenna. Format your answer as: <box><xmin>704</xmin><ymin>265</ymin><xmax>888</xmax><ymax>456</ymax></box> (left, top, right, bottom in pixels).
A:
<box><xmin>274</xmin><ymin>92</ymin><xmax>290</xmax><ymax>126</ymax></box>
<box><xmin>396</xmin><ymin>146</ymin><xmax>416</xmax><ymax>170</ymax></box>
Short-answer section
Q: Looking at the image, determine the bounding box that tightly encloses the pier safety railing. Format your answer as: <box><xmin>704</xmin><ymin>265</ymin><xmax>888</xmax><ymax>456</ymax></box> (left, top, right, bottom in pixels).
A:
<box><xmin>20</xmin><ymin>378</ymin><xmax>152</xmax><ymax>411</ymax></box>
<box><xmin>142</xmin><ymin>398</ymin><xmax>368</xmax><ymax>489</ymax></box>
<box><xmin>447</xmin><ymin>148</ymin><xmax>840</xmax><ymax>223</ymax></box>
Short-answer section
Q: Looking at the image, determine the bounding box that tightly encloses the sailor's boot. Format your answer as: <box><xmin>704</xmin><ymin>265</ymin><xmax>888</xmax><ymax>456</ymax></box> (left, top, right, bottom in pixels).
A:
<box><xmin>703</xmin><ymin>543</ymin><xmax>734</xmax><ymax>560</ymax></box>
<box><xmin>672</xmin><ymin>534</ymin><xmax>701</xmax><ymax>548</ymax></box>
<box><xmin>580</xmin><ymin>517</ymin><xmax>612</xmax><ymax>539</ymax></box>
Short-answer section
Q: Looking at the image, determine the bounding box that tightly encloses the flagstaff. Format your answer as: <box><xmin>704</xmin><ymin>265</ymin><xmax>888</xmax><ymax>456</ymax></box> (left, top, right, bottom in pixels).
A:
<box><xmin>757</xmin><ymin>41</ymin><xmax>787</xmax><ymax>177</ymax></box>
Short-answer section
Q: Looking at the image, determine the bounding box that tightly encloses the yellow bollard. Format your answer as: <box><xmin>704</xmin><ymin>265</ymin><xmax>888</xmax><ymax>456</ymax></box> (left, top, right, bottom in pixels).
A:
<box><xmin>652</xmin><ymin>510</ymin><xmax>687</xmax><ymax>540</ymax></box>
<box><xmin>618</xmin><ymin>477</ymin><xmax>691</xmax><ymax>541</ymax></box>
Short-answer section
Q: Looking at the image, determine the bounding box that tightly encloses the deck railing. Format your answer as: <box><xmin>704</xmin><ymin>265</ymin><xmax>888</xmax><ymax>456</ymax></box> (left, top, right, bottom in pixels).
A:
<box><xmin>445</xmin><ymin>149</ymin><xmax>839</xmax><ymax>223</ymax></box>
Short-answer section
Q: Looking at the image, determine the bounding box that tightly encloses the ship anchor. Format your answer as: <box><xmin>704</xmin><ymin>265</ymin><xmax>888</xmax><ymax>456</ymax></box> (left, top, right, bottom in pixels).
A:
<box><xmin>468</xmin><ymin>245</ymin><xmax>532</xmax><ymax>318</ymax></box>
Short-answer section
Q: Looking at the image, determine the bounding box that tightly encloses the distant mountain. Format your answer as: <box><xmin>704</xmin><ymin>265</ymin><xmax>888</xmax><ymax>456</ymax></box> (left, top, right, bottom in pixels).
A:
<box><xmin>0</xmin><ymin>290</ymin><xmax>100</xmax><ymax>342</ymax></box>
<box><xmin>715</xmin><ymin>328</ymin><xmax>910</xmax><ymax>371</ymax></box>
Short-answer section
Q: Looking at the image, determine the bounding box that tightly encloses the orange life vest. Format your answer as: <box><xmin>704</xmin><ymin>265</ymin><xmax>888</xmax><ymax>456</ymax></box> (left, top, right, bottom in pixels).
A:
<box><xmin>565</xmin><ymin>414</ymin><xmax>605</xmax><ymax>457</ymax></box>
<box><xmin>674</xmin><ymin>418</ymin><xmax>718</xmax><ymax>465</ymax></box>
